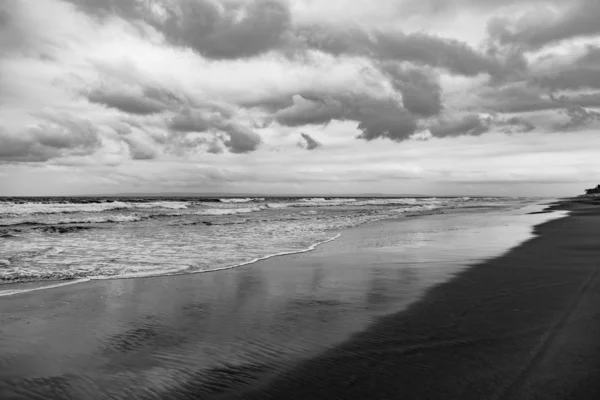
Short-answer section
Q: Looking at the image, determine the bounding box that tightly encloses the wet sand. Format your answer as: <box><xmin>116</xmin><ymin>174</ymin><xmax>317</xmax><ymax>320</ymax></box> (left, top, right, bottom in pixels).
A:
<box><xmin>1</xmin><ymin>203</ymin><xmax>594</xmax><ymax>399</ymax></box>
<box><xmin>235</xmin><ymin>200</ymin><xmax>600</xmax><ymax>400</ymax></box>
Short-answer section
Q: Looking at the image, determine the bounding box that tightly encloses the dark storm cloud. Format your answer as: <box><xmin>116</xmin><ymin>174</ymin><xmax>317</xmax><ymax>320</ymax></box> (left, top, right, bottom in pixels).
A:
<box><xmin>299</xmin><ymin>132</ymin><xmax>321</xmax><ymax>150</ymax></box>
<box><xmin>86</xmin><ymin>85</ymin><xmax>185</xmax><ymax>115</ymax></box>
<box><xmin>68</xmin><ymin>0</ymin><xmax>291</xmax><ymax>60</ymax></box>
<box><xmin>477</xmin><ymin>82</ymin><xmax>600</xmax><ymax>131</ymax></box>
<box><xmin>274</xmin><ymin>95</ymin><xmax>344</xmax><ymax>127</ymax></box>
<box><xmin>487</xmin><ymin>0</ymin><xmax>600</xmax><ymax>50</ymax></box>
<box><xmin>0</xmin><ymin>119</ymin><xmax>101</xmax><ymax>162</ymax></box>
<box><xmin>64</xmin><ymin>0</ymin><xmax>142</xmax><ymax>19</ymax></box>
<box><xmin>221</xmin><ymin>122</ymin><xmax>262</xmax><ymax>153</ymax></box>
<box><xmin>354</xmin><ymin>102</ymin><xmax>418</xmax><ymax>142</ymax></box>
<box><xmin>383</xmin><ymin>65</ymin><xmax>442</xmax><ymax>116</ymax></box>
<box><xmin>296</xmin><ymin>25</ymin><xmax>502</xmax><ymax>77</ymax></box>
<box><xmin>168</xmin><ymin>109</ymin><xmax>261</xmax><ymax>153</ymax></box>
<box><xmin>274</xmin><ymin>93</ymin><xmax>418</xmax><ymax>142</ymax></box>
<box><xmin>87</xmin><ymin>89</ymin><xmax>166</xmax><ymax>115</ymax></box>
<box><xmin>478</xmin><ymin>84</ymin><xmax>553</xmax><ymax>113</ymax></box>
<box><xmin>429</xmin><ymin>115</ymin><xmax>490</xmax><ymax>137</ymax></box>
<box><xmin>164</xmin><ymin>0</ymin><xmax>291</xmax><ymax>59</ymax></box>
<box><xmin>375</xmin><ymin>32</ymin><xmax>501</xmax><ymax>77</ymax></box>
<box><xmin>70</xmin><ymin>0</ymin><xmax>506</xmax><ymax>78</ymax></box>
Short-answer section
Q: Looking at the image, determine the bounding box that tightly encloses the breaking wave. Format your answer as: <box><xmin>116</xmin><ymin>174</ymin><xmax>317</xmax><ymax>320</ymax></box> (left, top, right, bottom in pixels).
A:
<box><xmin>0</xmin><ymin>196</ymin><xmax>523</xmax><ymax>294</ymax></box>
<box><xmin>0</xmin><ymin>201</ymin><xmax>189</xmax><ymax>216</ymax></box>
<box><xmin>0</xmin><ymin>234</ymin><xmax>342</xmax><ymax>291</ymax></box>
<box><xmin>219</xmin><ymin>198</ymin><xmax>265</xmax><ymax>203</ymax></box>
<box><xmin>0</xmin><ymin>214</ymin><xmax>144</xmax><ymax>227</ymax></box>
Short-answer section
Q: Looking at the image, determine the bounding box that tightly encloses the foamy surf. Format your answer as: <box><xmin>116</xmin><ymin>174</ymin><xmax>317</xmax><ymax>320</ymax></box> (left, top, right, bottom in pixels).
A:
<box><xmin>0</xmin><ymin>196</ymin><xmax>527</xmax><ymax>294</ymax></box>
<box><xmin>0</xmin><ymin>234</ymin><xmax>343</xmax><ymax>297</ymax></box>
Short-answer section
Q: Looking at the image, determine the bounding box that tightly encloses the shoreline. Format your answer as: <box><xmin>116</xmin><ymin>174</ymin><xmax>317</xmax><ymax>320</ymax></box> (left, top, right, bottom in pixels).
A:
<box><xmin>0</xmin><ymin>233</ymin><xmax>343</xmax><ymax>298</ymax></box>
<box><xmin>0</xmin><ymin>201</ymin><xmax>574</xmax><ymax>399</ymax></box>
<box><xmin>0</xmin><ymin>201</ymin><xmax>542</xmax><ymax>298</ymax></box>
<box><xmin>232</xmin><ymin>199</ymin><xmax>600</xmax><ymax>399</ymax></box>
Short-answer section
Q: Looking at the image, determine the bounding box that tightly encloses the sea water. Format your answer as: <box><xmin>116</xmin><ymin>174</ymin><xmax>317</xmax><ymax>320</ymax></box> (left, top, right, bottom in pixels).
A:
<box><xmin>0</xmin><ymin>196</ymin><xmax>528</xmax><ymax>290</ymax></box>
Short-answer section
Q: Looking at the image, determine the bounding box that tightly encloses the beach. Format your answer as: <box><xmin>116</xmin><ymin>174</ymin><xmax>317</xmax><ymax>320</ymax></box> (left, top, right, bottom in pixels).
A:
<box><xmin>1</xmin><ymin>200</ymin><xmax>599</xmax><ymax>399</ymax></box>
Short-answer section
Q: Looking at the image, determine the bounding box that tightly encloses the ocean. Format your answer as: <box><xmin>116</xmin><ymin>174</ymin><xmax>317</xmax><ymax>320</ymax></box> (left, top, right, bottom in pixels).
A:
<box><xmin>0</xmin><ymin>196</ymin><xmax>527</xmax><ymax>294</ymax></box>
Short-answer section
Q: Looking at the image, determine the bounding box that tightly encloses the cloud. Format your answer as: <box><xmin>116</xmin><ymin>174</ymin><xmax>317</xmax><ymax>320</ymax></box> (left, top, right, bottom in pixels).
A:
<box><xmin>295</xmin><ymin>24</ymin><xmax>502</xmax><ymax>77</ymax></box>
<box><xmin>0</xmin><ymin>0</ymin><xmax>24</xmax><ymax>57</ymax></box>
<box><xmin>478</xmin><ymin>83</ymin><xmax>553</xmax><ymax>113</ymax></box>
<box><xmin>498</xmin><ymin>116</ymin><xmax>536</xmax><ymax>133</ymax></box>
<box><xmin>429</xmin><ymin>115</ymin><xmax>490</xmax><ymax>137</ymax></box>
<box><xmin>220</xmin><ymin>121</ymin><xmax>262</xmax><ymax>153</ymax></box>
<box><xmin>0</xmin><ymin>118</ymin><xmax>101</xmax><ymax>162</ymax></box>
<box><xmin>70</xmin><ymin>0</ymin><xmax>505</xmax><ymax>78</ymax></box>
<box><xmin>299</xmin><ymin>132</ymin><xmax>321</xmax><ymax>150</ymax></box>
<box><xmin>554</xmin><ymin>105</ymin><xmax>600</xmax><ymax>131</ymax></box>
<box><xmin>3</xmin><ymin>0</ymin><xmax>600</xmax><ymax>198</ymax></box>
<box><xmin>68</xmin><ymin>0</ymin><xmax>292</xmax><ymax>60</ymax></box>
<box><xmin>536</xmin><ymin>46</ymin><xmax>600</xmax><ymax>91</ymax></box>
<box><xmin>166</xmin><ymin>0</ymin><xmax>291</xmax><ymax>59</ymax></box>
<box><xmin>168</xmin><ymin>108</ymin><xmax>261</xmax><ymax>153</ymax></box>
<box><xmin>274</xmin><ymin>93</ymin><xmax>418</xmax><ymax>142</ymax></box>
<box><xmin>87</xmin><ymin>87</ymin><xmax>170</xmax><ymax>115</ymax></box>
<box><xmin>400</xmin><ymin>0</ymin><xmax>564</xmax><ymax>15</ymax></box>
<box><xmin>383</xmin><ymin>65</ymin><xmax>442</xmax><ymax>116</ymax></box>
<box><xmin>487</xmin><ymin>0</ymin><xmax>600</xmax><ymax>50</ymax></box>
<box><xmin>122</xmin><ymin>135</ymin><xmax>158</xmax><ymax>160</ymax></box>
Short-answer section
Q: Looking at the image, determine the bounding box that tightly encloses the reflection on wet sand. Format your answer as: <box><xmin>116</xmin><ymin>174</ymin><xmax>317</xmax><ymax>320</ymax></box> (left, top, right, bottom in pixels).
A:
<box><xmin>0</xmin><ymin>204</ymin><xmax>565</xmax><ymax>399</ymax></box>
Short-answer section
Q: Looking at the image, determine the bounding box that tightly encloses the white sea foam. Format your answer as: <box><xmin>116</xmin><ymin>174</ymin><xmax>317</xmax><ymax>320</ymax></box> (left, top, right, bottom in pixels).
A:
<box><xmin>0</xmin><ymin>201</ymin><xmax>130</xmax><ymax>215</ymax></box>
<box><xmin>1</xmin><ymin>214</ymin><xmax>144</xmax><ymax>226</ymax></box>
<box><xmin>197</xmin><ymin>206</ymin><xmax>267</xmax><ymax>215</ymax></box>
<box><xmin>0</xmin><ymin>201</ymin><xmax>190</xmax><ymax>215</ymax></box>
<box><xmin>0</xmin><ymin>196</ymin><xmax>522</xmax><ymax>292</ymax></box>
<box><xmin>0</xmin><ymin>233</ymin><xmax>343</xmax><ymax>296</ymax></box>
<box><xmin>130</xmin><ymin>201</ymin><xmax>189</xmax><ymax>210</ymax></box>
<box><xmin>219</xmin><ymin>198</ymin><xmax>264</xmax><ymax>203</ymax></box>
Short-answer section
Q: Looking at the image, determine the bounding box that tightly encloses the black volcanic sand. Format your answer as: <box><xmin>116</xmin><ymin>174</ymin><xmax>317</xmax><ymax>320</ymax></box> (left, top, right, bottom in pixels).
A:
<box><xmin>1</xmin><ymin>202</ymin><xmax>597</xmax><ymax>399</ymax></box>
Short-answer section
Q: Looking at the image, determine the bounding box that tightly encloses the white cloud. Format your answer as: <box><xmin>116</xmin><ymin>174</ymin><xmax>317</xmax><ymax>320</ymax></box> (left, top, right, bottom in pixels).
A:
<box><xmin>1</xmin><ymin>0</ymin><xmax>599</xmax><ymax>196</ymax></box>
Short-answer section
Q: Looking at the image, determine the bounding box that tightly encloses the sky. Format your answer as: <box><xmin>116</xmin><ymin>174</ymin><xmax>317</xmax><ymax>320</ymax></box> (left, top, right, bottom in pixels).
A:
<box><xmin>1</xmin><ymin>0</ymin><xmax>599</xmax><ymax>196</ymax></box>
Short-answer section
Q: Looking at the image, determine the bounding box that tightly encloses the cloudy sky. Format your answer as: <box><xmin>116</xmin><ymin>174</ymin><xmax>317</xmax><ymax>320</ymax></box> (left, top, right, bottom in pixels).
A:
<box><xmin>1</xmin><ymin>0</ymin><xmax>599</xmax><ymax>196</ymax></box>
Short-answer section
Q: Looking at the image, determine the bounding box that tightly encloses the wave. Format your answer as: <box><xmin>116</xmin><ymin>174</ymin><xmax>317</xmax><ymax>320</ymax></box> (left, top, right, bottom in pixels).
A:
<box><xmin>0</xmin><ymin>201</ymin><xmax>189</xmax><ymax>216</ymax></box>
<box><xmin>5</xmin><ymin>247</ymin><xmax>63</xmax><ymax>264</ymax></box>
<box><xmin>219</xmin><ymin>198</ymin><xmax>265</xmax><ymax>203</ymax></box>
<box><xmin>297</xmin><ymin>198</ymin><xmax>357</xmax><ymax>205</ymax></box>
<box><xmin>129</xmin><ymin>201</ymin><xmax>189</xmax><ymax>210</ymax></box>
<box><xmin>185</xmin><ymin>233</ymin><xmax>343</xmax><ymax>275</ymax></box>
<box><xmin>196</xmin><ymin>206</ymin><xmax>267</xmax><ymax>216</ymax></box>
<box><xmin>33</xmin><ymin>225</ymin><xmax>94</xmax><ymax>234</ymax></box>
<box><xmin>0</xmin><ymin>214</ymin><xmax>144</xmax><ymax>227</ymax></box>
<box><xmin>0</xmin><ymin>233</ymin><xmax>342</xmax><ymax>294</ymax></box>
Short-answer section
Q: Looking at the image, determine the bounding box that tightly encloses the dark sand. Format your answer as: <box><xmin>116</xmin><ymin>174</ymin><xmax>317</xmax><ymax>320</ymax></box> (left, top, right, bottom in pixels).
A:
<box><xmin>237</xmin><ymin>200</ymin><xmax>600</xmax><ymax>400</ymax></box>
<box><xmin>1</xmin><ymin>202</ymin><xmax>598</xmax><ymax>399</ymax></box>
